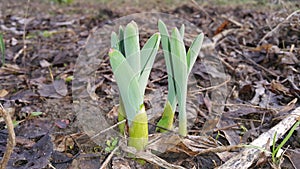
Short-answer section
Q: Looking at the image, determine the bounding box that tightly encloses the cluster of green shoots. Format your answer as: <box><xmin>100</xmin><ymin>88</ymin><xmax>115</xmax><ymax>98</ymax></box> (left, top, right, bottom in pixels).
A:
<box><xmin>108</xmin><ymin>20</ymin><xmax>204</xmax><ymax>151</ymax></box>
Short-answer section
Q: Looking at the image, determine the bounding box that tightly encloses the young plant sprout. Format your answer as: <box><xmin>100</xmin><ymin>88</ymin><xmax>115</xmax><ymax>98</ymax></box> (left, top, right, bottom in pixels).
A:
<box><xmin>0</xmin><ymin>34</ymin><xmax>5</xmax><ymax>65</ymax></box>
<box><xmin>109</xmin><ymin>21</ymin><xmax>161</xmax><ymax>150</ymax></box>
<box><xmin>156</xmin><ymin>20</ymin><xmax>204</xmax><ymax>136</ymax></box>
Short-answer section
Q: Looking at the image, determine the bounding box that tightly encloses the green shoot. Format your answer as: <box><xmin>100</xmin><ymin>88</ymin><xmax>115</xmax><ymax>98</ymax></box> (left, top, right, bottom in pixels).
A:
<box><xmin>12</xmin><ymin>120</ymin><xmax>20</xmax><ymax>128</ymax></box>
<box><xmin>215</xmin><ymin>131</ymin><xmax>221</xmax><ymax>140</ymax></box>
<box><xmin>156</xmin><ymin>20</ymin><xmax>204</xmax><ymax>136</ymax></box>
<box><xmin>128</xmin><ymin>105</ymin><xmax>148</xmax><ymax>150</ymax></box>
<box><xmin>30</xmin><ymin>112</ymin><xmax>43</xmax><ymax>117</ymax></box>
<box><xmin>51</xmin><ymin>0</ymin><xmax>73</xmax><ymax>4</ymax></box>
<box><xmin>41</xmin><ymin>31</ymin><xmax>53</xmax><ymax>38</ymax></box>
<box><xmin>105</xmin><ymin>137</ymin><xmax>119</xmax><ymax>153</ymax></box>
<box><xmin>156</xmin><ymin>101</ymin><xmax>174</xmax><ymax>132</ymax></box>
<box><xmin>117</xmin><ymin>98</ymin><xmax>126</xmax><ymax>135</ymax></box>
<box><xmin>0</xmin><ymin>34</ymin><xmax>5</xmax><ymax>66</ymax></box>
<box><xmin>109</xmin><ymin>21</ymin><xmax>160</xmax><ymax>150</ymax></box>
<box><xmin>65</xmin><ymin>75</ymin><xmax>74</xmax><ymax>83</ymax></box>
<box><xmin>272</xmin><ymin>120</ymin><xmax>300</xmax><ymax>165</ymax></box>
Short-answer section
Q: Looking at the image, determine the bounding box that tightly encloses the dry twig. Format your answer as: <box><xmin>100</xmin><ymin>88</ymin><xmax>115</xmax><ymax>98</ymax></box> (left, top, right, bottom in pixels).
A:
<box><xmin>90</xmin><ymin>119</ymin><xmax>126</xmax><ymax>140</ymax></box>
<box><xmin>100</xmin><ymin>145</ymin><xmax>120</xmax><ymax>169</ymax></box>
<box><xmin>191</xmin><ymin>77</ymin><xmax>230</xmax><ymax>93</ymax></box>
<box><xmin>0</xmin><ymin>104</ymin><xmax>16</xmax><ymax>169</ymax></box>
<box><xmin>218</xmin><ymin>52</ymin><xmax>235</xmax><ymax>72</ymax></box>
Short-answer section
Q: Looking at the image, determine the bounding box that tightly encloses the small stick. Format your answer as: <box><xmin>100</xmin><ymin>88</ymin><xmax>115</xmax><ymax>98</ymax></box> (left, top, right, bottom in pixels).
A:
<box><xmin>0</xmin><ymin>104</ymin><xmax>16</xmax><ymax>169</ymax></box>
<box><xmin>90</xmin><ymin>119</ymin><xmax>126</xmax><ymax>140</ymax></box>
<box><xmin>13</xmin><ymin>47</ymin><xmax>25</xmax><ymax>62</ymax></box>
<box><xmin>226</xmin><ymin>17</ymin><xmax>243</xmax><ymax>28</ymax></box>
<box><xmin>99</xmin><ymin>145</ymin><xmax>119</xmax><ymax>169</ymax></box>
<box><xmin>191</xmin><ymin>77</ymin><xmax>230</xmax><ymax>93</ymax></box>
<box><xmin>218</xmin><ymin>52</ymin><xmax>235</xmax><ymax>72</ymax></box>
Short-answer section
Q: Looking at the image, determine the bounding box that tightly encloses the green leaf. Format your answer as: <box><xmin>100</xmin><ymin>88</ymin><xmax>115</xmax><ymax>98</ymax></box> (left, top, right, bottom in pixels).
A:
<box><xmin>109</xmin><ymin>48</ymin><xmax>124</xmax><ymax>68</ymax></box>
<box><xmin>111</xmin><ymin>138</ymin><xmax>118</xmax><ymax>147</ymax></box>
<box><xmin>170</xmin><ymin>28</ymin><xmax>186</xmax><ymax>64</ymax></box>
<box><xmin>0</xmin><ymin>34</ymin><xmax>5</xmax><ymax>65</ymax></box>
<box><xmin>118</xmin><ymin>98</ymin><xmax>126</xmax><ymax>135</ymax></box>
<box><xmin>139</xmin><ymin>33</ymin><xmax>161</xmax><ymax>95</ymax></box>
<box><xmin>53</xmin><ymin>0</ymin><xmax>73</xmax><ymax>4</ymax></box>
<box><xmin>111</xmin><ymin>31</ymin><xmax>119</xmax><ymax>50</ymax></box>
<box><xmin>172</xmin><ymin>54</ymin><xmax>188</xmax><ymax>136</ymax></box>
<box><xmin>65</xmin><ymin>75</ymin><xmax>73</xmax><ymax>83</ymax></box>
<box><xmin>124</xmin><ymin>21</ymin><xmax>140</xmax><ymax>73</ymax></box>
<box><xmin>272</xmin><ymin>131</ymin><xmax>277</xmax><ymax>154</ymax></box>
<box><xmin>186</xmin><ymin>33</ymin><xmax>204</xmax><ymax>73</ymax></box>
<box><xmin>158</xmin><ymin>20</ymin><xmax>177</xmax><ymax>111</ymax></box>
<box><xmin>42</xmin><ymin>30</ymin><xmax>52</xmax><ymax>38</ymax></box>
<box><xmin>30</xmin><ymin>112</ymin><xmax>43</xmax><ymax>117</ymax></box>
<box><xmin>106</xmin><ymin>139</ymin><xmax>111</xmax><ymax>146</ymax></box>
<box><xmin>128</xmin><ymin>105</ymin><xmax>148</xmax><ymax>150</ymax></box>
<box><xmin>118</xmin><ymin>26</ymin><xmax>125</xmax><ymax>56</ymax></box>
<box><xmin>179</xmin><ymin>24</ymin><xmax>185</xmax><ymax>39</ymax></box>
<box><xmin>170</xmin><ymin>28</ymin><xmax>188</xmax><ymax>136</ymax></box>
<box><xmin>105</xmin><ymin>147</ymin><xmax>111</xmax><ymax>152</ymax></box>
<box><xmin>109</xmin><ymin>49</ymin><xmax>143</xmax><ymax>125</ymax></box>
<box><xmin>12</xmin><ymin>120</ymin><xmax>20</xmax><ymax>128</ymax></box>
<box><xmin>156</xmin><ymin>101</ymin><xmax>174</xmax><ymax>132</ymax></box>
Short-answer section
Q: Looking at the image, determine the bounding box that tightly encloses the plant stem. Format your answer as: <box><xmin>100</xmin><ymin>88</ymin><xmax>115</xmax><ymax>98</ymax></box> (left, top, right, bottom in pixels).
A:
<box><xmin>118</xmin><ymin>97</ymin><xmax>126</xmax><ymax>135</ymax></box>
<box><xmin>128</xmin><ymin>105</ymin><xmax>148</xmax><ymax>150</ymax></box>
<box><xmin>178</xmin><ymin>85</ymin><xmax>187</xmax><ymax>136</ymax></box>
<box><xmin>0</xmin><ymin>34</ymin><xmax>5</xmax><ymax>66</ymax></box>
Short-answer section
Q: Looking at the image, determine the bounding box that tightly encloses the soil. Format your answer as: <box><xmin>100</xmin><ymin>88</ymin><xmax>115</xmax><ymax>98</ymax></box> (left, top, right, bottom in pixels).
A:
<box><xmin>0</xmin><ymin>0</ymin><xmax>299</xmax><ymax>168</ymax></box>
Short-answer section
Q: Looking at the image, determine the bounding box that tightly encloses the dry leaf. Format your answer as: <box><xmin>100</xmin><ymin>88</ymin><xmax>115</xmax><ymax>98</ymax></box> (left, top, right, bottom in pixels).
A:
<box><xmin>270</xmin><ymin>80</ymin><xmax>290</xmax><ymax>95</ymax></box>
<box><xmin>0</xmin><ymin>89</ymin><xmax>9</xmax><ymax>97</ymax></box>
